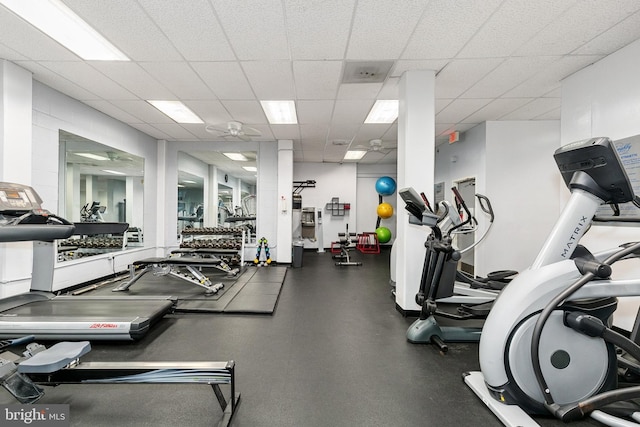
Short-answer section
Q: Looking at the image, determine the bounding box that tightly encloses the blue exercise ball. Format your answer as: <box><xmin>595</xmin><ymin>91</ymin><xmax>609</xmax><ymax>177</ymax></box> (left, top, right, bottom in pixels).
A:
<box><xmin>375</xmin><ymin>176</ymin><xmax>397</xmax><ymax>196</ymax></box>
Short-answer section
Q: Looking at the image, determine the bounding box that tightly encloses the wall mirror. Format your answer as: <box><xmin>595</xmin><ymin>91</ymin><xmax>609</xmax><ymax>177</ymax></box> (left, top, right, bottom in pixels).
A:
<box><xmin>177</xmin><ymin>150</ymin><xmax>257</xmax><ymax>239</ymax></box>
<box><xmin>58</xmin><ymin>130</ymin><xmax>145</xmax><ymax>261</ymax></box>
<box><xmin>178</xmin><ymin>170</ymin><xmax>204</xmax><ymax>230</ymax></box>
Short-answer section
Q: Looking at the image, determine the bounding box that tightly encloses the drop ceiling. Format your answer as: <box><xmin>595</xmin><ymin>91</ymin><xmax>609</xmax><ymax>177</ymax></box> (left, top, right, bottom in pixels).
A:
<box><xmin>2</xmin><ymin>0</ymin><xmax>640</xmax><ymax>168</ymax></box>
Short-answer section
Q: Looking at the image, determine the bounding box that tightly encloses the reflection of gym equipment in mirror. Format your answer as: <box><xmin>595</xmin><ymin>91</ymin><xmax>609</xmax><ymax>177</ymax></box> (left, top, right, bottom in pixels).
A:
<box><xmin>178</xmin><ymin>203</ymin><xmax>204</xmax><ymax>228</ymax></box>
<box><xmin>59</xmin><ymin>130</ymin><xmax>145</xmax><ymax>261</ymax></box>
<box><xmin>0</xmin><ymin>336</ymin><xmax>240</xmax><ymax>426</ymax></box>
<box><xmin>80</xmin><ymin>201</ymin><xmax>106</xmax><ymax>222</ymax></box>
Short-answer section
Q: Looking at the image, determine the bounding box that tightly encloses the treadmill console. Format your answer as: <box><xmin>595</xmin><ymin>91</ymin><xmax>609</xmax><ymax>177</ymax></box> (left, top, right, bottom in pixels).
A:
<box><xmin>554</xmin><ymin>137</ymin><xmax>635</xmax><ymax>204</ymax></box>
<box><xmin>0</xmin><ymin>182</ymin><xmax>74</xmax><ymax>242</ymax></box>
<box><xmin>0</xmin><ymin>182</ymin><xmax>43</xmax><ymax>213</ymax></box>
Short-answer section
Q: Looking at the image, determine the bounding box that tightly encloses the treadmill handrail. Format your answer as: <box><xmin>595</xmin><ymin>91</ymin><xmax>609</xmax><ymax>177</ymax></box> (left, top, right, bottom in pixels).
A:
<box><xmin>0</xmin><ymin>224</ymin><xmax>75</xmax><ymax>242</ymax></box>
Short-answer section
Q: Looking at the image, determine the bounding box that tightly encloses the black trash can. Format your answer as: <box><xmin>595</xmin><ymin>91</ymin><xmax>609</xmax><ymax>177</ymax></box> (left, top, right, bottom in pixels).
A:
<box><xmin>292</xmin><ymin>242</ymin><xmax>304</xmax><ymax>268</ymax></box>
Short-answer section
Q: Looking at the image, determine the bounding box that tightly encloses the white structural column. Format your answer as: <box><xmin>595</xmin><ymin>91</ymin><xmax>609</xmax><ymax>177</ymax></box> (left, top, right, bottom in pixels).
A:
<box><xmin>0</xmin><ymin>60</ymin><xmax>33</xmax><ymax>296</ymax></box>
<box><xmin>395</xmin><ymin>70</ymin><xmax>436</xmax><ymax>311</ymax></box>
<box><xmin>277</xmin><ymin>139</ymin><xmax>293</xmax><ymax>263</ymax></box>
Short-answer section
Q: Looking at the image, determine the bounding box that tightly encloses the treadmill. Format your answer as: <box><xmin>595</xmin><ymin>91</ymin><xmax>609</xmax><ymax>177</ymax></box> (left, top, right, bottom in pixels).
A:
<box><xmin>0</xmin><ymin>182</ymin><xmax>174</xmax><ymax>341</ymax></box>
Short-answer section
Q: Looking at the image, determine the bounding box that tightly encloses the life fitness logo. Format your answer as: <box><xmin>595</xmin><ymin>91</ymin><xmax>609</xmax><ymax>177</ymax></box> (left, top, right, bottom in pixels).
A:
<box><xmin>89</xmin><ymin>323</ymin><xmax>119</xmax><ymax>329</ymax></box>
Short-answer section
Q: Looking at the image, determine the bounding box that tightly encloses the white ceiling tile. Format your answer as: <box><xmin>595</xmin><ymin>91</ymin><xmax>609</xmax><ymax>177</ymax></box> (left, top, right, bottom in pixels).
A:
<box><xmin>36</xmin><ymin>61</ymin><xmax>136</xmax><ymax>100</ymax></box>
<box><xmin>212</xmin><ymin>0</ymin><xmax>289</xmax><ymax>60</ymax></box>
<box><xmin>457</xmin><ymin>0</ymin><xmax>575</xmax><ymax>58</ymax></box>
<box><xmin>109</xmin><ymin>100</ymin><xmax>176</xmax><ymax>124</ymax></box>
<box><xmin>328</xmin><ymin>122</ymin><xmax>361</xmax><ymax>142</ymax></box>
<box><xmin>436</xmin><ymin>99</ymin><xmax>492</xmax><ymax>123</ymax></box>
<box><xmin>353</xmin><ymin>124</ymin><xmax>394</xmax><ymax>144</ymax></box>
<box><xmin>242</xmin><ymin>61</ymin><xmax>295</xmax><ymax>99</ymax></box>
<box><xmin>503</xmin><ymin>55</ymin><xmax>603</xmax><ymax>98</ymax></box>
<box><xmin>0</xmin><ymin>9</ymin><xmax>79</xmax><ymax>60</ymax></box>
<box><xmin>515</xmin><ymin>0</ymin><xmax>640</xmax><ymax>56</ymax></box>
<box><xmin>574</xmin><ymin>10</ymin><xmax>640</xmax><ymax>55</ymax></box>
<box><xmin>435</xmin><ymin>99</ymin><xmax>454</xmax><ymax>114</ymax></box>
<box><xmin>383</xmin><ymin>124</ymin><xmax>398</xmax><ymax>140</ymax></box>
<box><xmin>152</xmin><ymin>123</ymin><xmax>199</xmax><ymax>140</ymax></box>
<box><xmin>63</xmin><ymin>0</ymin><xmax>182</xmax><ymax>61</ymax></box>
<box><xmin>337</xmin><ymin>83</ymin><xmax>383</xmax><ymax>100</ymax></box>
<box><xmin>82</xmin><ymin>100</ymin><xmax>143</xmax><ymax>124</ymax></box>
<box><xmin>302</xmin><ymin>151</ymin><xmax>324</xmax><ymax>162</ymax></box>
<box><xmin>127</xmin><ymin>123</ymin><xmax>172</xmax><ymax>140</ymax></box>
<box><xmin>403</xmin><ymin>0</ymin><xmax>503</xmax><ymax>59</ymax></box>
<box><xmin>300</xmin><ymin>124</ymin><xmax>330</xmax><ymax>142</ymax></box>
<box><xmin>185</xmin><ymin>100</ymin><xmax>233</xmax><ymax>126</ymax></box>
<box><xmin>297</xmin><ymin>100</ymin><xmax>334</xmax><ymax>124</ymax></box>
<box><xmin>534</xmin><ymin>107</ymin><xmax>561</xmax><ymax>120</ymax></box>
<box><xmin>270</xmin><ymin>125</ymin><xmax>301</xmax><ymax>140</ymax></box>
<box><xmin>16</xmin><ymin>61</ymin><xmax>99</xmax><ymax>100</ymax></box>
<box><xmin>137</xmin><ymin>0</ymin><xmax>235</xmax><ymax>61</ymax></box>
<box><xmin>435</xmin><ymin>59</ymin><xmax>504</xmax><ymax>98</ymax></box>
<box><xmin>90</xmin><ymin>62</ymin><xmax>173</xmax><ymax>100</ymax></box>
<box><xmin>284</xmin><ymin>0</ymin><xmax>355</xmax><ymax>60</ymax></box>
<box><xmin>463</xmin><ymin>98</ymin><xmax>533</xmax><ymax>124</ymax></box>
<box><xmin>462</xmin><ymin>56</ymin><xmax>560</xmax><ymax>98</ymax></box>
<box><xmin>293</xmin><ymin>61</ymin><xmax>342</xmax><ymax>99</ymax></box>
<box><xmin>347</xmin><ymin>0</ymin><xmax>428</xmax><ymax>60</ymax></box>
<box><xmin>0</xmin><ymin>42</ymin><xmax>28</xmax><ymax>61</ymax></box>
<box><xmin>191</xmin><ymin>62</ymin><xmax>255</xmax><ymax>100</ymax></box>
<box><xmin>220</xmin><ymin>100</ymin><xmax>267</xmax><ymax>124</ymax></box>
<box><xmin>391</xmin><ymin>60</ymin><xmax>449</xmax><ymax>78</ymax></box>
<box><xmin>499</xmin><ymin>98</ymin><xmax>562</xmax><ymax>120</ymax></box>
<box><xmin>378</xmin><ymin>78</ymin><xmax>399</xmax><ymax>99</ymax></box>
<box><xmin>332</xmin><ymin>100</ymin><xmax>373</xmax><ymax>123</ymax></box>
<box><xmin>139</xmin><ymin>62</ymin><xmax>215</xmax><ymax>100</ymax></box>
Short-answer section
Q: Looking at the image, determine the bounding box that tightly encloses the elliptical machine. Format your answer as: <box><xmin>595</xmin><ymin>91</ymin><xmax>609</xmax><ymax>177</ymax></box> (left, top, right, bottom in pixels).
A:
<box><xmin>401</xmin><ymin>186</ymin><xmax>499</xmax><ymax>351</ymax></box>
<box><xmin>465</xmin><ymin>137</ymin><xmax>640</xmax><ymax>426</ymax></box>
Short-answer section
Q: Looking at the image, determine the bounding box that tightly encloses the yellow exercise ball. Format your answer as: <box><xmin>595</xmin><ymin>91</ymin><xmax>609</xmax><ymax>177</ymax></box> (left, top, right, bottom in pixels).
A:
<box><xmin>377</xmin><ymin>202</ymin><xmax>394</xmax><ymax>219</ymax></box>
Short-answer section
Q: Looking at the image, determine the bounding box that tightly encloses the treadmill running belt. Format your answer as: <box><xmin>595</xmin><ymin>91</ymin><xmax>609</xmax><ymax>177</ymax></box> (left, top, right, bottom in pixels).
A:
<box><xmin>0</xmin><ymin>296</ymin><xmax>174</xmax><ymax>341</ymax></box>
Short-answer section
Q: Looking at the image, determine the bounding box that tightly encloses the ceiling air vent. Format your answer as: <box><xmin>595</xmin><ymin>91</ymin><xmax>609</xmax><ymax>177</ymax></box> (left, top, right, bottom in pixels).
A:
<box><xmin>341</xmin><ymin>61</ymin><xmax>394</xmax><ymax>84</ymax></box>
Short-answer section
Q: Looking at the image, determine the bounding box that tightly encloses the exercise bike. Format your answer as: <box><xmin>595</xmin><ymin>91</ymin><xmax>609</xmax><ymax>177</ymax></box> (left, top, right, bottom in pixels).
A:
<box><xmin>400</xmin><ymin>186</ymin><xmax>503</xmax><ymax>351</ymax></box>
<box><xmin>465</xmin><ymin>137</ymin><xmax>640</xmax><ymax>427</ymax></box>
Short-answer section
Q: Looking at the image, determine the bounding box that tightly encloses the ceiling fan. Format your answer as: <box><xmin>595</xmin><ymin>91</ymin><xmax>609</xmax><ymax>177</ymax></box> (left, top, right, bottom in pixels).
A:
<box><xmin>205</xmin><ymin>121</ymin><xmax>262</xmax><ymax>141</ymax></box>
<box><xmin>353</xmin><ymin>139</ymin><xmax>396</xmax><ymax>154</ymax></box>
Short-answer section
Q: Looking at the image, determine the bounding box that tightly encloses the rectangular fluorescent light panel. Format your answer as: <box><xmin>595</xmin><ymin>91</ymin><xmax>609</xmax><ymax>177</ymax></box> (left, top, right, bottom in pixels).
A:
<box><xmin>0</xmin><ymin>0</ymin><xmax>129</xmax><ymax>61</ymax></box>
<box><xmin>260</xmin><ymin>100</ymin><xmax>298</xmax><ymax>124</ymax></box>
<box><xmin>102</xmin><ymin>169</ymin><xmax>126</xmax><ymax>175</ymax></box>
<box><xmin>243</xmin><ymin>166</ymin><xmax>257</xmax><ymax>172</ymax></box>
<box><xmin>182</xmin><ymin>180</ymin><xmax>196</xmax><ymax>184</ymax></box>
<box><xmin>147</xmin><ymin>100</ymin><xmax>203</xmax><ymax>124</ymax></box>
<box><xmin>344</xmin><ymin>150</ymin><xmax>367</xmax><ymax>160</ymax></box>
<box><xmin>365</xmin><ymin>100</ymin><xmax>399</xmax><ymax>124</ymax></box>
<box><xmin>76</xmin><ymin>152</ymin><xmax>108</xmax><ymax>161</ymax></box>
<box><xmin>223</xmin><ymin>153</ymin><xmax>248</xmax><ymax>161</ymax></box>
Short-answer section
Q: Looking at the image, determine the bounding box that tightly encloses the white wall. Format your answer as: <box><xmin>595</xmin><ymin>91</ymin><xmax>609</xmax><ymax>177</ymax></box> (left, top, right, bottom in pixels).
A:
<box><xmin>561</xmin><ymin>37</ymin><xmax>640</xmax><ymax>330</ymax></box>
<box><xmin>293</xmin><ymin>162</ymin><xmax>357</xmax><ymax>249</ymax></box>
<box><xmin>484</xmin><ymin>121</ymin><xmax>561</xmax><ymax>274</ymax></box>
<box><xmin>435</xmin><ymin>121</ymin><xmax>562</xmax><ymax>277</ymax></box>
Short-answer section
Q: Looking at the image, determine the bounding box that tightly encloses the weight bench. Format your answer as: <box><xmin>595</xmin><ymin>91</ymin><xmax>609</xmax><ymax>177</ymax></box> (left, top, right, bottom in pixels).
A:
<box><xmin>171</xmin><ymin>249</ymin><xmax>242</xmax><ymax>276</ymax></box>
<box><xmin>113</xmin><ymin>257</ymin><xmax>227</xmax><ymax>295</ymax></box>
<box><xmin>0</xmin><ymin>338</ymin><xmax>240</xmax><ymax>427</ymax></box>
<box><xmin>331</xmin><ymin>225</ymin><xmax>362</xmax><ymax>267</ymax></box>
